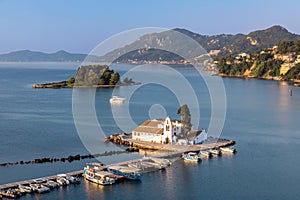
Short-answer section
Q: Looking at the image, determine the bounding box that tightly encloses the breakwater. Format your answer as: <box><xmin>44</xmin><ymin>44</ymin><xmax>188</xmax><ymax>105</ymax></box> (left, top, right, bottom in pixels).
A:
<box><xmin>0</xmin><ymin>150</ymin><xmax>129</xmax><ymax>167</ymax></box>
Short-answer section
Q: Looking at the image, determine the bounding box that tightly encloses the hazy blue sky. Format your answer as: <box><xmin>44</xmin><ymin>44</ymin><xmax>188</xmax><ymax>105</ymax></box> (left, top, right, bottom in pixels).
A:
<box><xmin>1</xmin><ymin>0</ymin><xmax>300</xmax><ymax>53</ymax></box>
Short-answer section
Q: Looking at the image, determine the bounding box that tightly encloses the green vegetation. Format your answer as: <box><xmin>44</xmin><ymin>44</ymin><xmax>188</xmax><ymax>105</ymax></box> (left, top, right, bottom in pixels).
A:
<box><xmin>285</xmin><ymin>64</ymin><xmax>300</xmax><ymax>79</ymax></box>
<box><xmin>33</xmin><ymin>65</ymin><xmax>127</xmax><ymax>88</ymax></box>
<box><xmin>75</xmin><ymin>65</ymin><xmax>120</xmax><ymax>86</ymax></box>
<box><xmin>177</xmin><ymin>104</ymin><xmax>192</xmax><ymax>138</ymax></box>
<box><xmin>217</xmin><ymin>56</ymin><xmax>252</xmax><ymax>76</ymax></box>
<box><xmin>278</xmin><ymin>40</ymin><xmax>300</xmax><ymax>54</ymax></box>
<box><xmin>216</xmin><ymin>38</ymin><xmax>300</xmax><ymax>80</ymax></box>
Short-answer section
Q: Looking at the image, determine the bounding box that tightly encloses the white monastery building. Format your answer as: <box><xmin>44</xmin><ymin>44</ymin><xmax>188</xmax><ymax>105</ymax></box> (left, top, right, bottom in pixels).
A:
<box><xmin>132</xmin><ymin>117</ymin><xmax>207</xmax><ymax>145</ymax></box>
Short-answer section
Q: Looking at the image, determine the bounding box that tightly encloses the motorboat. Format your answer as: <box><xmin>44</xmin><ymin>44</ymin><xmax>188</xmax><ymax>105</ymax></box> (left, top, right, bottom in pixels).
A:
<box><xmin>220</xmin><ymin>146</ymin><xmax>236</xmax><ymax>153</ymax></box>
<box><xmin>66</xmin><ymin>176</ymin><xmax>80</xmax><ymax>184</ymax></box>
<box><xmin>29</xmin><ymin>183</ymin><xmax>50</xmax><ymax>193</ymax></box>
<box><xmin>209</xmin><ymin>149</ymin><xmax>221</xmax><ymax>156</ymax></box>
<box><xmin>84</xmin><ymin>170</ymin><xmax>116</xmax><ymax>186</ymax></box>
<box><xmin>182</xmin><ymin>152</ymin><xmax>201</xmax><ymax>162</ymax></box>
<box><xmin>107</xmin><ymin>165</ymin><xmax>143</xmax><ymax>180</ymax></box>
<box><xmin>0</xmin><ymin>188</ymin><xmax>21</xmax><ymax>198</ymax></box>
<box><xmin>109</xmin><ymin>96</ymin><xmax>126</xmax><ymax>104</ymax></box>
<box><xmin>56</xmin><ymin>175</ymin><xmax>70</xmax><ymax>186</ymax></box>
<box><xmin>199</xmin><ymin>150</ymin><xmax>212</xmax><ymax>158</ymax></box>
<box><xmin>43</xmin><ymin>180</ymin><xmax>59</xmax><ymax>189</ymax></box>
<box><xmin>18</xmin><ymin>184</ymin><xmax>33</xmax><ymax>193</ymax></box>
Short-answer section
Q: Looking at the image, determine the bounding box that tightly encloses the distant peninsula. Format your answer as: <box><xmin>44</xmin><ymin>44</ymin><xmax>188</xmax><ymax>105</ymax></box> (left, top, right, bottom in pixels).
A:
<box><xmin>32</xmin><ymin>64</ymin><xmax>139</xmax><ymax>89</ymax></box>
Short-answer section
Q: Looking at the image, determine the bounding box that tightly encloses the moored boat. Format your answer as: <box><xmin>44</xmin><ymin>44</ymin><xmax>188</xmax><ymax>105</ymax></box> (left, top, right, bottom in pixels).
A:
<box><xmin>145</xmin><ymin>157</ymin><xmax>172</xmax><ymax>166</ymax></box>
<box><xmin>84</xmin><ymin>163</ymin><xmax>116</xmax><ymax>185</ymax></box>
<box><xmin>209</xmin><ymin>149</ymin><xmax>221</xmax><ymax>156</ymax></box>
<box><xmin>43</xmin><ymin>180</ymin><xmax>59</xmax><ymax>189</ymax></box>
<box><xmin>181</xmin><ymin>152</ymin><xmax>201</xmax><ymax>162</ymax></box>
<box><xmin>107</xmin><ymin>165</ymin><xmax>143</xmax><ymax>180</ymax></box>
<box><xmin>56</xmin><ymin>175</ymin><xmax>70</xmax><ymax>186</ymax></box>
<box><xmin>109</xmin><ymin>96</ymin><xmax>126</xmax><ymax>104</ymax></box>
<box><xmin>220</xmin><ymin>146</ymin><xmax>236</xmax><ymax>153</ymax></box>
<box><xmin>0</xmin><ymin>188</ymin><xmax>20</xmax><ymax>199</ymax></box>
<box><xmin>199</xmin><ymin>150</ymin><xmax>212</xmax><ymax>158</ymax></box>
<box><xmin>66</xmin><ymin>176</ymin><xmax>80</xmax><ymax>184</ymax></box>
<box><xmin>18</xmin><ymin>184</ymin><xmax>33</xmax><ymax>193</ymax></box>
<box><xmin>29</xmin><ymin>183</ymin><xmax>50</xmax><ymax>193</ymax></box>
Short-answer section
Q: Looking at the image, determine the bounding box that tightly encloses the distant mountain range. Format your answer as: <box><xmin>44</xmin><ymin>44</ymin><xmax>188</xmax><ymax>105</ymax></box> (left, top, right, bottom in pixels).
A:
<box><xmin>1</xmin><ymin>25</ymin><xmax>299</xmax><ymax>62</ymax></box>
<box><xmin>104</xmin><ymin>25</ymin><xmax>300</xmax><ymax>63</ymax></box>
<box><xmin>0</xmin><ymin>50</ymin><xmax>88</xmax><ymax>62</ymax></box>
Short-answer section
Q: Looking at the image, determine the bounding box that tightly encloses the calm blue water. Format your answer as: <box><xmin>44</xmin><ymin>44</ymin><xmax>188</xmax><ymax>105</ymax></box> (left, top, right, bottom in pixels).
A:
<box><xmin>0</xmin><ymin>62</ymin><xmax>300</xmax><ymax>199</ymax></box>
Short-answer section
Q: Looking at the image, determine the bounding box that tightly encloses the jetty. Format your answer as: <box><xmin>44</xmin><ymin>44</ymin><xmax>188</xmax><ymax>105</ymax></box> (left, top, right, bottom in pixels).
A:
<box><xmin>0</xmin><ymin>170</ymin><xmax>82</xmax><ymax>191</ymax></box>
<box><xmin>0</xmin><ymin>133</ymin><xmax>236</xmax><ymax>199</ymax></box>
<box><xmin>105</xmin><ymin>133</ymin><xmax>235</xmax><ymax>152</ymax></box>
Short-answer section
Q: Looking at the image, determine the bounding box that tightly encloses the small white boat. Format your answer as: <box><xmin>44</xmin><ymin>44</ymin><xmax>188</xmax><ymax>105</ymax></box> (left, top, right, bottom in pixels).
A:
<box><xmin>142</xmin><ymin>161</ymin><xmax>165</xmax><ymax>170</ymax></box>
<box><xmin>19</xmin><ymin>184</ymin><xmax>33</xmax><ymax>193</ymax></box>
<box><xmin>182</xmin><ymin>152</ymin><xmax>201</xmax><ymax>162</ymax></box>
<box><xmin>66</xmin><ymin>176</ymin><xmax>80</xmax><ymax>184</ymax></box>
<box><xmin>0</xmin><ymin>189</ymin><xmax>20</xmax><ymax>198</ymax></box>
<box><xmin>44</xmin><ymin>180</ymin><xmax>59</xmax><ymax>189</ymax></box>
<box><xmin>109</xmin><ymin>96</ymin><xmax>126</xmax><ymax>104</ymax></box>
<box><xmin>209</xmin><ymin>149</ymin><xmax>221</xmax><ymax>156</ymax></box>
<box><xmin>220</xmin><ymin>146</ymin><xmax>236</xmax><ymax>153</ymax></box>
<box><xmin>29</xmin><ymin>183</ymin><xmax>50</xmax><ymax>193</ymax></box>
<box><xmin>56</xmin><ymin>175</ymin><xmax>70</xmax><ymax>186</ymax></box>
<box><xmin>146</xmin><ymin>157</ymin><xmax>172</xmax><ymax>166</ymax></box>
<box><xmin>199</xmin><ymin>150</ymin><xmax>212</xmax><ymax>158</ymax></box>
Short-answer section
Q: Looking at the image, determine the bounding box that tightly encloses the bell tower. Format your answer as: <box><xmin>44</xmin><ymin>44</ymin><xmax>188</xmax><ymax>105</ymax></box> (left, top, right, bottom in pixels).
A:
<box><xmin>163</xmin><ymin>116</ymin><xmax>173</xmax><ymax>144</ymax></box>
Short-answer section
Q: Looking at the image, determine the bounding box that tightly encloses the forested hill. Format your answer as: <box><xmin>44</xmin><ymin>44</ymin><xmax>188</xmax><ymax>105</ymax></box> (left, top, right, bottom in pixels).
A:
<box><xmin>100</xmin><ymin>25</ymin><xmax>300</xmax><ymax>63</ymax></box>
<box><xmin>215</xmin><ymin>39</ymin><xmax>300</xmax><ymax>81</ymax></box>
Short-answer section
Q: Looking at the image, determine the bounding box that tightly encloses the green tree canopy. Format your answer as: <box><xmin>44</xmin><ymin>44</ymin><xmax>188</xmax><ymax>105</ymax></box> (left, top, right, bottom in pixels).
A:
<box><xmin>109</xmin><ymin>72</ymin><xmax>120</xmax><ymax>85</ymax></box>
<box><xmin>177</xmin><ymin>104</ymin><xmax>192</xmax><ymax>138</ymax></box>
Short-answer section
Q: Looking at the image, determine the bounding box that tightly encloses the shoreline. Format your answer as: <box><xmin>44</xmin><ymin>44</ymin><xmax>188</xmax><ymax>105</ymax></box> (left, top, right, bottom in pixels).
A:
<box><xmin>219</xmin><ymin>73</ymin><xmax>300</xmax><ymax>87</ymax></box>
<box><xmin>32</xmin><ymin>82</ymin><xmax>141</xmax><ymax>89</ymax></box>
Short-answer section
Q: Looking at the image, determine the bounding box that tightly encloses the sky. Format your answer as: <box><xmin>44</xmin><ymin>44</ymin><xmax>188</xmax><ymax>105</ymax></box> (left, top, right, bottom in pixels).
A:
<box><xmin>1</xmin><ymin>0</ymin><xmax>300</xmax><ymax>54</ymax></box>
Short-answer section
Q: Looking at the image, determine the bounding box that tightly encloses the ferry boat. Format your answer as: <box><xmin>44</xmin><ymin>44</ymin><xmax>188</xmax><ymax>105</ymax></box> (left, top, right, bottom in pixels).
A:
<box><xmin>109</xmin><ymin>96</ymin><xmax>126</xmax><ymax>104</ymax></box>
<box><xmin>199</xmin><ymin>150</ymin><xmax>212</xmax><ymax>158</ymax></box>
<box><xmin>181</xmin><ymin>152</ymin><xmax>201</xmax><ymax>162</ymax></box>
<box><xmin>220</xmin><ymin>146</ymin><xmax>236</xmax><ymax>153</ymax></box>
<box><xmin>107</xmin><ymin>165</ymin><xmax>143</xmax><ymax>180</ymax></box>
<box><xmin>209</xmin><ymin>149</ymin><xmax>221</xmax><ymax>156</ymax></box>
<box><xmin>84</xmin><ymin>163</ymin><xmax>116</xmax><ymax>186</ymax></box>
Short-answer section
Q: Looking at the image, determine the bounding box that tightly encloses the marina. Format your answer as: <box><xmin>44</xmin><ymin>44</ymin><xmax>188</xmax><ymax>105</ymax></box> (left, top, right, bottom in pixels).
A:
<box><xmin>0</xmin><ymin>144</ymin><xmax>234</xmax><ymax>199</ymax></box>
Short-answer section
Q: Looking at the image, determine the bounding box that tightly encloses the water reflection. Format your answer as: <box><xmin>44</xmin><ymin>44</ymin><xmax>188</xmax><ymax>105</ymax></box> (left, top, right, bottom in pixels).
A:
<box><xmin>278</xmin><ymin>83</ymin><xmax>292</xmax><ymax>112</ymax></box>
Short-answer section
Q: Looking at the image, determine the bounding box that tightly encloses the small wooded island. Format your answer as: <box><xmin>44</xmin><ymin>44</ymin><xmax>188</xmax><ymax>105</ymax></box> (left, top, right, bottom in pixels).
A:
<box><xmin>32</xmin><ymin>64</ymin><xmax>139</xmax><ymax>88</ymax></box>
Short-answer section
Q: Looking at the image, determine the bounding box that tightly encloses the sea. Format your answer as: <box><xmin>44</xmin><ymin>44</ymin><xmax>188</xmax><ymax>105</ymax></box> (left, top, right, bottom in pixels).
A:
<box><xmin>0</xmin><ymin>62</ymin><xmax>299</xmax><ymax>200</ymax></box>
